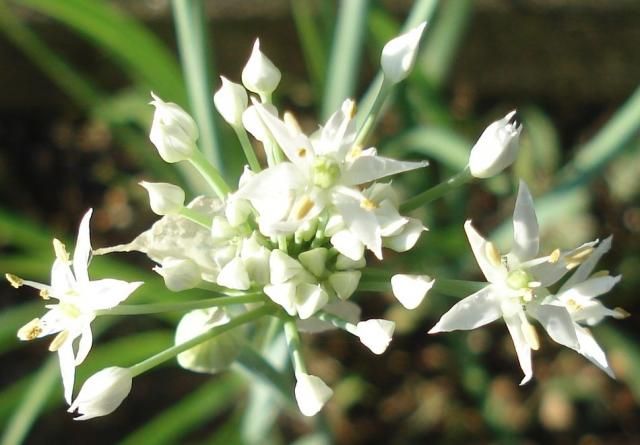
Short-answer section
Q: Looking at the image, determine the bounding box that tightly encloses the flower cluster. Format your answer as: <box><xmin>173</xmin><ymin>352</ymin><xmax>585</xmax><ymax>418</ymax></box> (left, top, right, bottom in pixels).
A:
<box><xmin>7</xmin><ymin>20</ymin><xmax>626</xmax><ymax>423</ymax></box>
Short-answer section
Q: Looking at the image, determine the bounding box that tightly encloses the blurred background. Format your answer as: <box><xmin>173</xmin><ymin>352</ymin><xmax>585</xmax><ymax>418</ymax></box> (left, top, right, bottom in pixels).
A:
<box><xmin>0</xmin><ymin>1</ymin><xmax>639</xmax><ymax>444</ymax></box>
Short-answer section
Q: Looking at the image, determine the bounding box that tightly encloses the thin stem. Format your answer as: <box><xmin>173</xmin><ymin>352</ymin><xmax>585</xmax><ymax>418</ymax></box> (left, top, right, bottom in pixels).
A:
<box><xmin>354</xmin><ymin>76</ymin><xmax>392</xmax><ymax>147</ymax></box>
<box><xmin>290</xmin><ymin>0</ymin><xmax>326</xmax><ymax>97</ymax></box>
<box><xmin>97</xmin><ymin>293</ymin><xmax>265</xmax><ymax>316</ymax></box>
<box><xmin>178</xmin><ymin>207</ymin><xmax>211</xmax><ymax>228</ymax></box>
<box><xmin>316</xmin><ymin>311</ymin><xmax>357</xmax><ymax>335</ymax></box>
<box><xmin>400</xmin><ymin>166</ymin><xmax>472</xmax><ymax>212</ymax></box>
<box><xmin>359</xmin><ymin>272</ymin><xmax>485</xmax><ymax>298</ymax></box>
<box><xmin>234</xmin><ymin>126</ymin><xmax>262</xmax><ymax>172</ymax></box>
<box><xmin>188</xmin><ymin>149</ymin><xmax>231</xmax><ymax>199</ymax></box>
<box><xmin>129</xmin><ymin>304</ymin><xmax>274</xmax><ymax>377</ymax></box>
<box><xmin>282</xmin><ymin>318</ymin><xmax>307</xmax><ymax>374</ymax></box>
<box><xmin>172</xmin><ymin>0</ymin><xmax>223</xmax><ymax>168</ymax></box>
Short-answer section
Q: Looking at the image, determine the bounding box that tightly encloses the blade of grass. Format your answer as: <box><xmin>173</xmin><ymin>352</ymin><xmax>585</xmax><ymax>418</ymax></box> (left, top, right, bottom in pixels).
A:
<box><xmin>18</xmin><ymin>0</ymin><xmax>185</xmax><ymax>103</ymax></box>
<box><xmin>321</xmin><ymin>0</ymin><xmax>368</xmax><ymax>120</ymax></box>
<box><xmin>290</xmin><ymin>0</ymin><xmax>327</xmax><ymax>98</ymax></box>
<box><xmin>171</xmin><ymin>0</ymin><xmax>223</xmax><ymax>170</ymax></box>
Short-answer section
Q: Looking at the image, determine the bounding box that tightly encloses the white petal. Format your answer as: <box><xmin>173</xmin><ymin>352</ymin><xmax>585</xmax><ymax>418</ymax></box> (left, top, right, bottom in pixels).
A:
<box><xmin>574</xmin><ymin>325</ymin><xmax>615</xmax><ymax>378</ymax></box>
<box><xmin>68</xmin><ymin>367</ymin><xmax>132</xmax><ymax>420</ymax></box>
<box><xmin>464</xmin><ymin>220</ymin><xmax>506</xmax><ymax>284</ymax></box>
<box><xmin>343</xmin><ymin>155</ymin><xmax>427</xmax><ymax>186</ymax></box>
<box><xmin>355</xmin><ymin>319</ymin><xmax>395</xmax><ymax>354</ymax></box>
<box><xmin>264</xmin><ymin>283</ymin><xmax>297</xmax><ymax>316</ymax></box>
<box><xmin>527</xmin><ymin>303</ymin><xmax>578</xmax><ymax>350</ymax></box>
<box><xmin>330</xmin><ymin>230</ymin><xmax>365</xmax><ymax>262</ymax></box>
<box><xmin>216</xmin><ymin>258</ymin><xmax>250</xmax><ymax>290</ymax></box>
<box><xmin>85</xmin><ymin>279</ymin><xmax>143</xmax><ymax>310</ymax></box>
<box><xmin>75</xmin><ymin>324</ymin><xmax>94</xmax><ymax>365</ymax></box>
<box><xmin>508</xmin><ymin>181</ymin><xmax>539</xmax><ymax>263</ymax></box>
<box><xmin>294</xmin><ymin>373</ymin><xmax>333</xmax><ymax>416</ymax></box>
<box><xmin>58</xmin><ymin>341</ymin><xmax>76</xmax><ymax>404</ymax></box>
<box><xmin>72</xmin><ymin>209</ymin><xmax>93</xmax><ymax>284</ymax></box>
<box><xmin>391</xmin><ymin>274</ymin><xmax>435</xmax><ymax>310</ymax></box>
<box><xmin>333</xmin><ymin>194</ymin><xmax>382</xmax><ymax>259</ymax></box>
<box><xmin>429</xmin><ymin>286</ymin><xmax>501</xmax><ymax>333</ymax></box>
<box><xmin>503</xmin><ymin>311</ymin><xmax>534</xmax><ymax>385</ymax></box>
<box><xmin>383</xmin><ymin>218</ymin><xmax>426</xmax><ymax>252</ymax></box>
<box><xmin>295</xmin><ymin>283</ymin><xmax>329</xmax><ymax>320</ymax></box>
<box><xmin>51</xmin><ymin>259</ymin><xmax>76</xmax><ymax>297</ymax></box>
<box><xmin>561</xmin><ymin>236</ymin><xmax>612</xmax><ymax>291</ymax></box>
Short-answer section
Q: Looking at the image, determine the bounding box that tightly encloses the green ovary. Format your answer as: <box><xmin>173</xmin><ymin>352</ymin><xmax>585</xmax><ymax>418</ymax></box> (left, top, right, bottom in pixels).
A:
<box><xmin>312</xmin><ymin>156</ymin><xmax>340</xmax><ymax>189</ymax></box>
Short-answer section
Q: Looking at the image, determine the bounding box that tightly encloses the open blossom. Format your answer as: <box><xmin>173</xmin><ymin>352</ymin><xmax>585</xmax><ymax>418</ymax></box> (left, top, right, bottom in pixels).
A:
<box><xmin>14</xmin><ymin>210</ymin><xmax>142</xmax><ymax>403</ymax></box>
<box><xmin>429</xmin><ymin>182</ymin><xmax>579</xmax><ymax>384</ymax></box>
<box><xmin>236</xmin><ymin>99</ymin><xmax>427</xmax><ymax>258</ymax></box>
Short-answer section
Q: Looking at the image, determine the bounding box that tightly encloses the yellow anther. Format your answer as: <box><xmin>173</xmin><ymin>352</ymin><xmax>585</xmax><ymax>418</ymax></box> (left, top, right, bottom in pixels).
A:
<box><xmin>343</xmin><ymin>99</ymin><xmax>357</xmax><ymax>119</ymax></box>
<box><xmin>485</xmin><ymin>242</ymin><xmax>502</xmax><ymax>267</ymax></box>
<box><xmin>528</xmin><ymin>281</ymin><xmax>542</xmax><ymax>288</ymax></box>
<box><xmin>53</xmin><ymin>238</ymin><xmax>70</xmax><ymax>263</ymax></box>
<box><xmin>522</xmin><ymin>320</ymin><xmax>540</xmax><ymax>350</ymax></box>
<box><xmin>565</xmin><ymin>247</ymin><xmax>594</xmax><ymax>264</ymax></box>
<box><xmin>613</xmin><ymin>307</ymin><xmax>630</xmax><ymax>319</ymax></box>
<box><xmin>591</xmin><ymin>270</ymin><xmax>610</xmax><ymax>278</ymax></box>
<box><xmin>283</xmin><ymin>111</ymin><xmax>302</xmax><ymax>133</ymax></box>
<box><xmin>522</xmin><ymin>288</ymin><xmax>535</xmax><ymax>302</ymax></box>
<box><xmin>297</xmin><ymin>147</ymin><xmax>308</xmax><ymax>158</ymax></box>
<box><xmin>565</xmin><ymin>261</ymin><xmax>580</xmax><ymax>270</ymax></box>
<box><xmin>548</xmin><ymin>248</ymin><xmax>561</xmax><ymax>263</ymax></box>
<box><xmin>360</xmin><ymin>198</ymin><xmax>378</xmax><ymax>211</ymax></box>
<box><xmin>49</xmin><ymin>330</ymin><xmax>69</xmax><ymax>352</ymax></box>
<box><xmin>347</xmin><ymin>145</ymin><xmax>363</xmax><ymax>160</ymax></box>
<box><xmin>5</xmin><ymin>273</ymin><xmax>23</xmax><ymax>288</ymax></box>
<box><xmin>294</xmin><ymin>196</ymin><xmax>315</xmax><ymax>220</ymax></box>
<box><xmin>17</xmin><ymin>318</ymin><xmax>42</xmax><ymax>341</ymax></box>
<box><xmin>39</xmin><ymin>289</ymin><xmax>50</xmax><ymax>300</ymax></box>
<box><xmin>566</xmin><ymin>298</ymin><xmax>582</xmax><ymax>312</ymax></box>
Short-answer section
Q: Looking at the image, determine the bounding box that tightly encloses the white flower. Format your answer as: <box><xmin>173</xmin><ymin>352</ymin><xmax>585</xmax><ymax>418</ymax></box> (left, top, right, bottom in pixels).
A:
<box><xmin>153</xmin><ymin>257</ymin><xmax>201</xmax><ymax>291</ymax></box>
<box><xmin>242</xmin><ymin>39</ymin><xmax>281</xmax><ymax>96</ymax></box>
<box><xmin>237</xmin><ymin>100</ymin><xmax>427</xmax><ymax>257</ymax></box>
<box><xmin>391</xmin><ymin>274</ymin><xmax>434</xmax><ymax>310</ymax></box>
<box><xmin>381</xmin><ymin>22</ymin><xmax>427</xmax><ymax>83</ymax></box>
<box><xmin>355</xmin><ymin>319</ymin><xmax>395</xmax><ymax>354</ymax></box>
<box><xmin>294</xmin><ymin>372</ymin><xmax>333</xmax><ymax>416</ymax></box>
<box><xmin>15</xmin><ymin>210</ymin><xmax>142</xmax><ymax>403</ymax></box>
<box><xmin>214</xmin><ymin>76</ymin><xmax>248</xmax><ymax>127</ymax></box>
<box><xmin>175</xmin><ymin>307</ymin><xmax>245</xmax><ymax>374</ymax></box>
<box><xmin>469</xmin><ymin>111</ymin><xmax>522</xmax><ymax>178</ymax></box>
<box><xmin>149</xmin><ymin>92</ymin><xmax>198</xmax><ymax>163</ymax></box>
<box><xmin>429</xmin><ymin>182</ymin><xmax>572</xmax><ymax>384</ymax></box>
<box><xmin>139</xmin><ymin>181</ymin><xmax>185</xmax><ymax>215</ymax></box>
<box><xmin>67</xmin><ymin>367</ymin><xmax>132</xmax><ymax>420</ymax></box>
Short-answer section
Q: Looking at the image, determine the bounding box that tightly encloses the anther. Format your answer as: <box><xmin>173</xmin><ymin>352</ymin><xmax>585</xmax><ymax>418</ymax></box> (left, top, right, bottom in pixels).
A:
<box><xmin>17</xmin><ymin>318</ymin><xmax>42</xmax><ymax>341</ymax></box>
<box><xmin>360</xmin><ymin>198</ymin><xmax>378</xmax><ymax>211</ymax></box>
<box><xmin>485</xmin><ymin>242</ymin><xmax>502</xmax><ymax>267</ymax></box>
<box><xmin>613</xmin><ymin>307</ymin><xmax>630</xmax><ymax>319</ymax></box>
<box><xmin>5</xmin><ymin>273</ymin><xmax>23</xmax><ymax>288</ymax></box>
<box><xmin>48</xmin><ymin>330</ymin><xmax>69</xmax><ymax>352</ymax></box>
<box><xmin>53</xmin><ymin>239</ymin><xmax>70</xmax><ymax>263</ymax></box>
<box><xmin>294</xmin><ymin>196</ymin><xmax>315</xmax><ymax>220</ymax></box>
<box><xmin>548</xmin><ymin>249</ymin><xmax>561</xmax><ymax>263</ymax></box>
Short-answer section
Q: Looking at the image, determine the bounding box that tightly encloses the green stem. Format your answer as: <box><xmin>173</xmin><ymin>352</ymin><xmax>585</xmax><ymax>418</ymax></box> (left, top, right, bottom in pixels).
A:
<box><xmin>234</xmin><ymin>126</ymin><xmax>262</xmax><ymax>172</ymax></box>
<box><xmin>171</xmin><ymin>0</ymin><xmax>223</xmax><ymax>168</ymax></box>
<box><xmin>129</xmin><ymin>304</ymin><xmax>274</xmax><ymax>377</ymax></box>
<box><xmin>354</xmin><ymin>76</ymin><xmax>392</xmax><ymax>147</ymax></box>
<box><xmin>97</xmin><ymin>293</ymin><xmax>265</xmax><ymax>316</ymax></box>
<box><xmin>188</xmin><ymin>149</ymin><xmax>231</xmax><ymax>198</ymax></box>
<box><xmin>316</xmin><ymin>311</ymin><xmax>357</xmax><ymax>335</ymax></box>
<box><xmin>178</xmin><ymin>207</ymin><xmax>211</xmax><ymax>228</ymax></box>
<box><xmin>290</xmin><ymin>0</ymin><xmax>326</xmax><ymax>97</ymax></box>
<box><xmin>400</xmin><ymin>166</ymin><xmax>472</xmax><ymax>212</ymax></box>
<box><xmin>282</xmin><ymin>318</ymin><xmax>307</xmax><ymax>374</ymax></box>
<box><xmin>359</xmin><ymin>272</ymin><xmax>485</xmax><ymax>298</ymax></box>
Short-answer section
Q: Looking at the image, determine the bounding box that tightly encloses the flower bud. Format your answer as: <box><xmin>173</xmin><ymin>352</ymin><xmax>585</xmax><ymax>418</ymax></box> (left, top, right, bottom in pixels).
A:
<box><xmin>154</xmin><ymin>257</ymin><xmax>201</xmax><ymax>291</ymax></box>
<box><xmin>294</xmin><ymin>372</ymin><xmax>333</xmax><ymax>416</ymax></box>
<box><xmin>328</xmin><ymin>270</ymin><xmax>361</xmax><ymax>300</ymax></box>
<box><xmin>469</xmin><ymin>110</ymin><xmax>522</xmax><ymax>178</ymax></box>
<box><xmin>175</xmin><ymin>307</ymin><xmax>245</xmax><ymax>374</ymax></box>
<box><xmin>381</xmin><ymin>21</ymin><xmax>427</xmax><ymax>84</ymax></box>
<box><xmin>214</xmin><ymin>76</ymin><xmax>248</xmax><ymax>127</ymax></box>
<box><xmin>216</xmin><ymin>257</ymin><xmax>250</xmax><ymax>290</ymax></box>
<box><xmin>391</xmin><ymin>274</ymin><xmax>435</xmax><ymax>310</ymax></box>
<box><xmin>242</xmin><ymin>39</ymin><xmax>281</xmax><ymax>96</ymax></box>
<box><xmin>149</xmin><ymin>93</ymin><xmax>198</xmax><ymax>163</ymax></box>
<box><xmin>298</xmin><ymin>248</ymin><xmax>328</xmax><ymax>278</ymax></box>
<box><xmin>355</xmin><ymin>319</ymin><xmax>395</xmax><ymax>354</ymax></box>
<box><xmin>140</xmin><ymin>181</ymin><xmax>185</xmax><ymax>215</ymax></box>
<box><xmin>67</xmin><ymin>367</ymin><xmax>132</xmax><ymax>420</ymax></box>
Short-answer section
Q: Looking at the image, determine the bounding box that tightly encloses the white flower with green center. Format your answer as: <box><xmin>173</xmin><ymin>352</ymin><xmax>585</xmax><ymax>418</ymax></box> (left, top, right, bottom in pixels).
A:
<box><xmin>236</xmin><ymin>99</ymin><xmax>427</xmax><ymax>258</ymax></box>
<box><xmin>533</xmin><ymin>236</ymin><xmax>626</xmax><ymax>377</ymax></box>
<box><xmin>429</xmin><ymin>182</ymin><xmax>577</xmax><ymax>384</ymax></box>
<box><xmin>14</xmin><ymin>210</ymin><xmax>142</xmax><ymax>403</ymax></box>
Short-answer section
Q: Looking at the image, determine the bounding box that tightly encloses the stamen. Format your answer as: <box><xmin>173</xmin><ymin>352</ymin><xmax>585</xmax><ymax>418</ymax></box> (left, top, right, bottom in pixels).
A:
<box><xmin>613</xmin><ymin>307</ymin><xmax>630</xmax><ymax>319</ymax></box>
<box><xmin>527</xmin><ymin>281</ymin><xmax>542</xmax><ymax>288</ymax></box>
<box><xmin>347</xmin><ymin>145</ymin><xmax>363</xmax><ymax>160</ymax></box>
<box><xmin>565</xmin><ymin>261</ymin><xmax>580</xmax><ymax>270</ymax></box>
<box><xmin>40</xmin><ymin>289</ymin><xmax>50</xmax><ymax>300</ymax></box>
<box><xmin>343</xmin><ymin>99</ymin><xmax>356</xmax><ymax>118</ymax></box>
<box><xmin>566</xmin><ymin>298</ymin><xmax>582</xmax><ymax>312</ymax></box>
<box><xmin>5</xmin><ymin>273</ymin><xmax>23</xmax><ymax>288</ymax></box>
<box><xmin>49</xmin><ymin>330</ymin><xmax>69</xmax><ymax>352</ymax></box>
<box><xmin>360</xmin><ymin>198</ymin><xmax>378</xmax><ymax>211</ymax></box>
<box><xmin>485</xmin><ymin>242</ymin><xmax>502</xmax><ymax>267</ymax></box>
<box><xmin>18</xmin><ymin>318</ymin><xmax>42</xmax><ymax>341</ymax></box>
<box><xmin>294</xmin><ymin>196</ymin><xmax>315</xmax><ymax>220</ymax></box>
<box><xmin>522</xmin><ymin>321</ymin><xmax>540</xmax><ymax>350</ymax></box>
<box><xmin>591</xmin><ymin>270</ymin><xmax>610</xmax><ymax>278</ymax></box>
<box><xmin>297</xmin><ymin>147</ymin><xmax>308</xmax><ymax>158</ymax></box>
<box><xmin>548</xmin><ymin>249</ymin><xmax>561</xmax><ymax>263</ymax></box>
<box><xmin>521</xmin><ymin>288</ymin><xmax>535</xmax><ymax>302</ymax></box>
<box><xmin>53</xmin><ymin>238</ymin><xmax>70</xmax><ymax>263</ymax></box>
<box><xmin>565</xmin><ymin>247</ymin><xmax>594</xmax><ymax>264</ymax></box>
<box><xmin>283</xmin><ymin>111</ymin><xmax>301</xmax><ymax>133</ymax></box>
